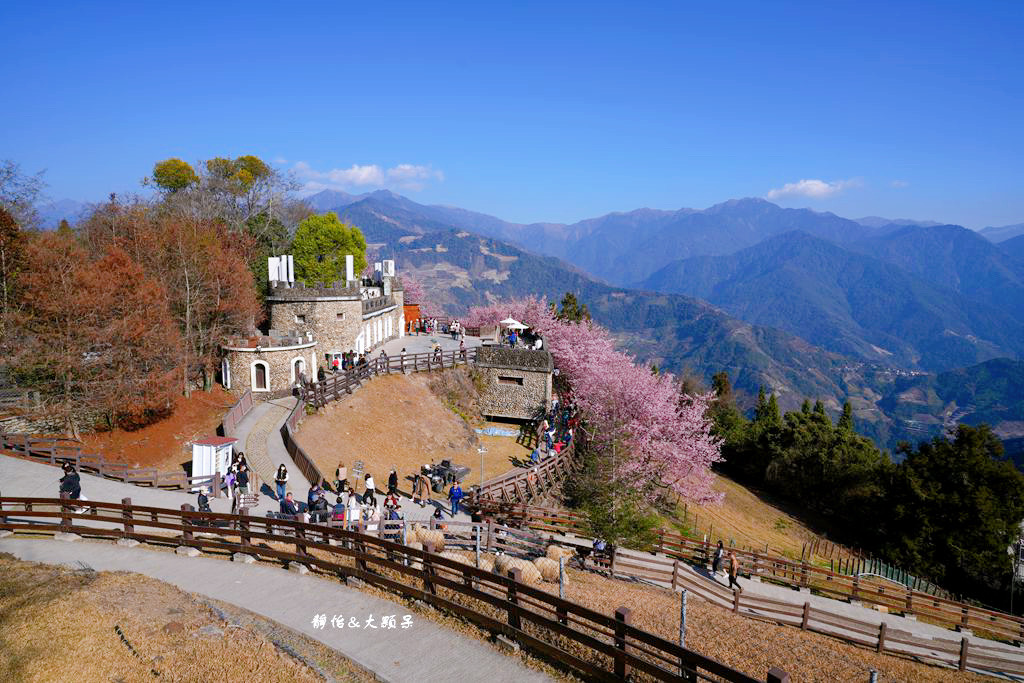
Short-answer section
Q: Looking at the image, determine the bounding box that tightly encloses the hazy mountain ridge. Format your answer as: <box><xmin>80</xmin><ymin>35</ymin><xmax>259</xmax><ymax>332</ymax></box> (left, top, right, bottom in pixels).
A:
<box><xmin>636</xmin><ymin>231</ymin><xmax>1024</xmax><ymax>372</ymax></box>
<box><xmin>980</xmin><ymin>222</ymin><xmax>1024</xmax><ymax>243</ymax></box>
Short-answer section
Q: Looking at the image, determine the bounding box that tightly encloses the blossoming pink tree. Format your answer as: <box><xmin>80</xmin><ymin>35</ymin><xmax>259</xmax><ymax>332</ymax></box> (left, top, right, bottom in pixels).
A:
<box><xmin>400</xmin><ymin>273</ymin><xmax>443</xmax><ymax>318</ymax></box>
<box><xmin>466</xmin><ymin>297</ymin><xmax>722</xmax><ymax>505</ymax></box>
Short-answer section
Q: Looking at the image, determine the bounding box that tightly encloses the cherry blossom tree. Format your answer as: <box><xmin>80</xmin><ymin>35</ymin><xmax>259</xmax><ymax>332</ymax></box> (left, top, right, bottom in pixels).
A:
<box><xmin>466</xmin><ymin>297</ymin><xmax>722</xmax><ymax>505</ymax></box>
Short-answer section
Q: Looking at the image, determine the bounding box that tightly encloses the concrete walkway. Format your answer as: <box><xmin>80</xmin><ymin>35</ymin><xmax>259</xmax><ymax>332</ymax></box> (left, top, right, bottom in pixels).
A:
<box><xmin>0</xmin><ymin>537</ymin><xmax>551</xmax><ymax>683</ymax></box>
<box><xmin>0</xmin><ymin>452</ymin><xmax>233</xmax><ymax>513</ymax></box>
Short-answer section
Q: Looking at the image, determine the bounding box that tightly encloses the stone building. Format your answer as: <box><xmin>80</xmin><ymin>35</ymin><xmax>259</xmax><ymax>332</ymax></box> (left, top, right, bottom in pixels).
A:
<box><xmin>220</xmin><ymin>265</ymin><xmax>405</xmax><ymax>399</ymax></box>
<box><xmin>475</xmin><ymin>346</ymin><xmax>553</xmax><ymax>421</ymax></box>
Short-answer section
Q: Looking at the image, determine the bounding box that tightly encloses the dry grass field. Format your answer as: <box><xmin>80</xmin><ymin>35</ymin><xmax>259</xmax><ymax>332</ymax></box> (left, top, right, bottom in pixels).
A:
<box><xmin>0</xmin><ymin>552</ymin><xmax>366</xmax><ymax>683</ymax></box>
<box><xmin>296</xmin><ymin>372</ymin><xmax>531</xmax><ymax>492</ymax></box>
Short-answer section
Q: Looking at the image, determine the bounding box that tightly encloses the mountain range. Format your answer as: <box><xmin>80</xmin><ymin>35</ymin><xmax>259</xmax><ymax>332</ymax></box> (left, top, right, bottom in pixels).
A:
<box><xmin>296</xmin><ymin>188</ymin><xmax>1024</xmax><ymax>454</ymax></box>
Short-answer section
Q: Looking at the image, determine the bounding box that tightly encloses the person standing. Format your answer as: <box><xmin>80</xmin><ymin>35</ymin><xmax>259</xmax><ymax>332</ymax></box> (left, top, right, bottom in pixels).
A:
<box><xmin>448</xmin><ymin>481</ymin><xmax>464</xmax><ymax>518</ymax></box>
<box><xmin>415</xmin><ymin>470</ymin><xmax>431</xmax><ymax>508</ymax></box>
<box><xmin>335</xmin><ymin>461</ymin><xmax>347</xmax><ymax>493</ymax></box>
<box><xmin>387</xmin><ymin>468</ymin><xmax>398</xmax><ymax>495</ymax></box>
<box><xmin>728</xmin><ymin>551</ymin><xmax>742</xmax><ymax>591</ymax></box>
<box><xmin>275</xmin><ymin>464</ymin><xmax>289</xmax><ymax>501</ymax></box>
<box><xmin>280</xmin><ymin>492</ymin><xmax>299</xmax><ymax>518</ymax></box>
<box><xmin>712</xmin><ymin>540</ymin><xmax>724</xmax><ymax>577</ymax></box>
<box><xmin>237</xmin><ymin>465</ymin><xmax>250</xmax><ymax>495</ymax></box>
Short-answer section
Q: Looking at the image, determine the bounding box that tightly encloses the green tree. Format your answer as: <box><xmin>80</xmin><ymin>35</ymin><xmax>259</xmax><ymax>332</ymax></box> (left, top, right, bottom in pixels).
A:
<box><xmin>838</xmin><ymin>401</ymin><xmax>855</xmax><ymax>433</ymax></box>
<box><xmin>57</xmin><ymin>218</ymin><xmax>73</xmax><ymax>235</ymax></box>
<box><xmin>150</xmin><ymin>158</ymin><xmax>199</xmax><ymax>192</ymax></box>
<box><xmin>291</xmin><ymin>212</ymin><xmax>367</xmax><ymax>286</ymax></box>
<box><xmin>882</xmin><ymin>425</ymin><xmax>1024</xmax><ymax>600</ymax></box>
<box><xmin>555</xmin><ymin>291</ymin><xmax>590</xmax><ymax>322</ymax></box>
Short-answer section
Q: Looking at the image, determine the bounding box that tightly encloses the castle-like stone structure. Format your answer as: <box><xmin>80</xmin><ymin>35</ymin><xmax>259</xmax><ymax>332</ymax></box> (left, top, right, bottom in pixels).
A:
<box><xmin>475</xmin><ymin>346</ymin><xmax>553</xmax><ymax>420</ymax></box>
<box><xmin>221</xmin><ymin>266</ymin><xmax>404</xmax><ymax>398</ymax></box>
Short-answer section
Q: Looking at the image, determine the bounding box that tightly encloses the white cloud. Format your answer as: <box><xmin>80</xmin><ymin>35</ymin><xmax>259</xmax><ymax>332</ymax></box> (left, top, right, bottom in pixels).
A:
<box><xmin>765</xmin><ymin>178</ymin><xmax>861</xmax><ymax>200</ymax></box>
<box><xmin>292</xmin><ymin>161</ymin><xmax>443</xmax><ymax>193</ymax></box>
<box><xmin>890</xmin><ymin>179</ymin><xmax>909</xmax><ymax>188</ymax></box>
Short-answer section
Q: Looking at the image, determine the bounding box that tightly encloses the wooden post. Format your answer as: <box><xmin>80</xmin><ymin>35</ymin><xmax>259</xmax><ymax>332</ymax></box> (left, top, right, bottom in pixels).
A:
<box><xmin>422</xmin><ymin>541</ymin><xmax>437</xmax><ymax>595</ymax></box>
<box><xmin>507</xmin><ymin>567</ymin><xmax>522</xmax><ymax>629</ymax></box>
<box><xmin>905</xmin><ymin>588</ymin><xmax>913</xmax><ymax>614</ymax></box>
<box><xmin>559</xmin><ymin>556</ymin><xmax>566</xmax><ymax>599</ymax></box>
<box><xmin>801</xmin><ymin>602</ymin><xmax>810</xmax><ymax>630</ymax></box>
<box><xmin>239</xmin><ymin>507</ymin><xmax>251</xmax><ymax>547</ymax></box>
<box><xmin>59</xmin><ymin>491</ymin><xmax>71</xmax><ymax>531</ymax></box>
<box><xmin>733</xmin><ymin>588</ymin><xmax>741</xmax><ymax>614</ymax></box>
<box><xmin>679</xmin><ymin>589</ymin><xmax>688</xmax><ymax>647</ymax></box>
<box><xmin>121</xmin><ymin>497</ymin><xmax>133</xmax><ymax>538</ymax></box>
<box><xmin>486</xmin><ymin>519</ymin><xmax>495</xmax><ymax>552</ymax></box>
<box><xmin>614</xmin><ymin>607</ymin><xmax>631</xmax><ymax>679</ymax></box>
<box><xmin>671</xmin><ymin>559</ymin><xmax>680</xmax><ymax>591</ymax></box>
<box><xmin>767</xmin><ymin>668</ymin><xmax>791</xmax><ymax>683</ymax></box>
<box><xmin>180</xmin><ymin>504</ymin><xmax>194</xmax><ymax>542</ymax></box>
<box><xmin>876</xmin><ymin>622</ymin><xmax>887</xmax><ymax>653</ymax></box>
<box><xmin>959</xmin><ymin>636</ymin><xmax>969</xmax><ymax>671</ymax></box>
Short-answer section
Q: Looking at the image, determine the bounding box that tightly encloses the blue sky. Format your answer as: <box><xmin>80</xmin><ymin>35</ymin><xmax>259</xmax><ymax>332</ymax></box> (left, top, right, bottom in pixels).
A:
<box><xmin>1</xmin><ymin>1</ymin><xmax>1021</xmax><ymax>228</ymax></box>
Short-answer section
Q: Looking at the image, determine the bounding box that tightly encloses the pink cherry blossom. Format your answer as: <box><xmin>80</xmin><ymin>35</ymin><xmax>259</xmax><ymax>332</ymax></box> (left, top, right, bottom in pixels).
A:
<box><xmin>466</xmin><ymin>297</ymin><xmax>722</xmax><ymax>504</ymax></box>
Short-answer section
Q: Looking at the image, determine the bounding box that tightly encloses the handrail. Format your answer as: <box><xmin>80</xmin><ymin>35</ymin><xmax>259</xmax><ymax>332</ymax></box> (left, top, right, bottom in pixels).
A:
<box><xmin>477</xmin><ymin>501</ymin><xmax>1024</xmax><ymax>646</ymax></box>
<box><xmin>0</xmin><ymin>496</ymin><xmax>775</xmax><ymax>683</ymax></box>
<box><xmin>0</xmin><ymin>433</ymin><xmax>221</xmax><ymax>494</ymax></box>
<box><xmin>220</xmin><ymin>389</ymin><xmax>254</xmax><ymax>436</ymax></box>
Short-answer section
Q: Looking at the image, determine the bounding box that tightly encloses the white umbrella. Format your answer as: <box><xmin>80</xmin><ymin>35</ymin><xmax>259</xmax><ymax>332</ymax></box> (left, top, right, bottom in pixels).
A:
<box><xmin>499</xmin><ymin>317</ymin><xmax>520</xmax><ymax>325</ymax></box>
<box><xmin>507</xmin><ymin>322</ymin><xmax>529</xmax><ymax>331</ymax></box>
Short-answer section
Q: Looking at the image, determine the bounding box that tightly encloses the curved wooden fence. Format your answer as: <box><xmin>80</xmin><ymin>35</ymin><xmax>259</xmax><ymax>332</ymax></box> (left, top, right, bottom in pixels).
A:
<box><xmin>0</xmin><ymin>433</ymin><xmax>221</xmax><ymax>494</ymax></box>
<box><xmin>220</xmin><ymin>389</ymin><xmax>253</xmax><ymax>436</ymax></box>
<box><xmin>477</xmin><ymin>502</ymin><xmax>1024</xmax><ymax>649</ymax></box>
<box><xmin>0</xmin><ymin>496</ymin><xmax>786</xmax><ymax>683</ymax></box>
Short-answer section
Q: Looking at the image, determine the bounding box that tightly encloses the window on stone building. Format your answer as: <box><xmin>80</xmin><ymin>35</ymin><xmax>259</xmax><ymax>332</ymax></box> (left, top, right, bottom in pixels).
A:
<box><xmin>497</xmin><ymin>376</ymin><xmax>524</xmax><ymax>386</ymax></box>
<box><xmin>336</xmin><ymin>312</ymin><xmax>345</xmax><ymax>320</ymax></box>
<box><xmin>295</xmin><ymin>314</ymin><xmax>306</xmax><ymax>324</ymax></box>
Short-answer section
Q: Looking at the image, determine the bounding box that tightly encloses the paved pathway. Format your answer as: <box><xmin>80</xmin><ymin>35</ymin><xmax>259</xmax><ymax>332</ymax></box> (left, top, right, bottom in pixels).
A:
<box><xmin>0</xmin><ymin>537</ymin><xmax>551</xmax><ymax>683</ymax></box>
<box><xmin>240</xmin><ymin>398</ymin><xmax>293</xmax><ymax>494</ymax></box>
<box><xmin>0</xmin><ymin>453</ymin><xmax>233</xmax><ymax>513</ymax></box>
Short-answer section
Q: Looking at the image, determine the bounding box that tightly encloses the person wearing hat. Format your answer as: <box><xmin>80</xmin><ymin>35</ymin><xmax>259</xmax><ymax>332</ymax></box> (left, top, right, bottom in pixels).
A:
<box><xmin>387</xmin><ymin>468</ymin><xmax>398</xmax><ymax>495</ymax></box>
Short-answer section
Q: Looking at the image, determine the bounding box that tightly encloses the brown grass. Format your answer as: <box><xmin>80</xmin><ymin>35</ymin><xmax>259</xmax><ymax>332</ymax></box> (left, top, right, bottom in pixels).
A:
<box><xmin>296</xmin><ymin>372</ymin><xmax>531</xmax><ymax>491</ymax></box>
<box><xmin>0</xmin><ymin>552</ymin><xmax>328</xmax><ymax>683</ymax></box>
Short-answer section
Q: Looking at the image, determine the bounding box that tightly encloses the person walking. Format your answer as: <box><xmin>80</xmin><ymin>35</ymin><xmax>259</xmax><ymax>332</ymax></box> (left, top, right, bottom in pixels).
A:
<box><xmin>387</xmin><ymin>468</ymin><xmax>398</xmax><ymax>495</ymax></box>
<box><xmin>237</xmin><ymin>465</ymin><xmax>250</xmax><ymax>495</ymax></box>
<box><xmin>415</xmin><ymin>470</ymin><xmax>432</xmax><ymax>508</ymax></box>
<box><xmin>275</xmin><ymin>464</ymin><xmax>289</xmax><ymax>501</ymax></box>
<box><xmin>712</xmin><ymin>540</ymin><xmax>724</xmax><ymax>577</ymax></box>
<box><xmin>728</xmin><ymin>551</ymin><xmax>742</xmax><ymax>591</ymax></box>
<box><xmin>363</xmin><ymin>473</ymin><xmax>376</xmax><ymax>508</ymax></box>
<box><xmin>335</xmin><ymin>461</ymin><xmax>347</xmax><ymax>493</ymax></box>
<box><xmin>448</xmin><ymin>481</ymin><xmax>464</xmax><ymax>518</ymax></box>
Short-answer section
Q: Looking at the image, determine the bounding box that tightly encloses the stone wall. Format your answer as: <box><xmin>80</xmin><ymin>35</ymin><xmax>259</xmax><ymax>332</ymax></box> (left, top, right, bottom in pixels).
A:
<box><xmin>270</xmin><ymin>298</ymin><xmax>363</xmax><ymax>361</ymax></box>
<box><xmin>475</xmin><ymin>347</ymin><xmax>553</xmax><ymax>421</ymax></box>
<box><xmin>222</xmin><ymin>343</ymin><xmax>316</xmax><ymax>399</ymax></box>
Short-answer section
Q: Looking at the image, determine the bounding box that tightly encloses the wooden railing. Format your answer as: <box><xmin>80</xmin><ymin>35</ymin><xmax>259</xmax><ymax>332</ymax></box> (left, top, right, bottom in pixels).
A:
<box><xmin>0</xmin><ymin>433</ymin><xmax>223</xmax><ymax>495</ymax></box>
<box><xmin>0</xmin><ymin>496</ymin><xmax>786</xmax><ymax>683</ymax></box>
<box><xmin>220</xmin><ymin>389</ymin><xmax>254</xmax><ymax>436</ymax></box>
<box><xmin>470</xmin><ymin>439</ymin><xmax>580</xmax><ymax>508</ymax></box>
<box><xmin>478</xmin><ymin>502</ymin><xmax>1024</xmax><ymax>647</ymax></box>
<box><xmin>303</xmin><ymin>348</ymin><xmax>477</xmax><ymax>409</ymax></box>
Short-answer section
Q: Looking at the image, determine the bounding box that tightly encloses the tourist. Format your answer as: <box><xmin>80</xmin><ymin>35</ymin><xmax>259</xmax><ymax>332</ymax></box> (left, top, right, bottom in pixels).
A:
<box><xmin>347</xmin><ymin>489</ymin><xmax>362</xmax><ymax>529</ymax></box>
<box><xmin>309</xmin><ymin>490</ymin><xmax>330</xmax><ymax>523</ymax></box>
<box><xmin>275</xmin><ymin>464</ymin><xmax>289</xmax><ymax>501</ymax></box>
<box><xmin>530</xmin><ymin>447</ymin><xmax>541</xmax><ymax>464</ymax></box>
<box><xmin>459</xmin><ymin>339</ymin><xmax>466</xmax><ymax>360</ymax></box>
<box><xmin>237</xmin><ymin>465</ymin><xmax>250</xmax><ymax>495</ymax></box>
<box><xmin>432</xmin><ymin>505</ymin><xmax>444</xmax><ymax>523</ymax></box>
<box><xmin>364</xmin><ymin>472</ymin><xmax>375</xmax><ymax>494</ymax></box>
<box><xmin>335</xmin><ymin>461</ymin><xmax>347</xmax><ymax>493</ymax></box>
<box><xmin>509</xmin><ymin>330</ymin><xmax>517</xmax><ymax>348</ymax></box>
<box><xmin>728</xmin><ymin>551</ymin><xmax>742</xmax><ymax>591</ymax></box>
<box><xmin>197</xmin><ymin>488</ymin><xmax>212</xmax><ymax>513</ymax></box>
<box><xmin>383</xmin><ymin>491</ymin><xmax>400</xmax><ymax>513</ymax></box>
<box><xmin>448</xmin><ymin>481</ymin><xmax>464</xmax><ymax>517</ymax></box>
<box><xmin>308</xmin><ymin>481</ymin><xmax>323</xmax><ymax>510</ymax></box>
<box><xmin>712</xmin><ymin>540</ymin><xmax>724</xmax><ymax>577</ymax></box>
<box><xmin>387</xmin><ymin>468</ymin><xmax>398</xmax><ymax>495</ymax></box>
<box><xmin>415</xmin><ymin>469</ymin><xmax>431</xmax><ymax>508</ymax></box>
<box><xmin>59</xmin><ymin>463</ymin><xmax>82</xmax><ymax>509</ymax></box>
<box><xmin>223</xmin><ymin>466</ymin><xmax>237</xmax><ymax>504</ymax></box>
<box><xmin>280</xmin><ymin>492</ymin><xmax>300</xmax><ymax>518</ymax></box>
<box><xmin>332</xmin><ymin>496</ymin><xmax>346</xmax><ymax>523</ymax></box>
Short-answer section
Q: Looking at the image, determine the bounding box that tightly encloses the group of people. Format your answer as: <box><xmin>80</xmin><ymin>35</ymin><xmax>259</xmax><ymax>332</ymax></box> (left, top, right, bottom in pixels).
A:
<box><xmin>331</xmin><ymin>351</ymin><xmax>369</xmax><ymax>373</ymax></box>
<box><xmin>409</xmin><ymin>318</ymin><xmax>465</xmax><ymax>340</ymax></box>
<box><xmin>712</xmin><ymin>540</ymin><xmax>743</xmax><ymax>591</ymax></box>
<box><xmin>223</xmin><ymin>451</ymin><xmax>253</xmax><ymax>513</ymax></box>
<box><xmin>530</xmin><ymin>395</ymin><xmax>577</xmax><ymax>463</ymax></box>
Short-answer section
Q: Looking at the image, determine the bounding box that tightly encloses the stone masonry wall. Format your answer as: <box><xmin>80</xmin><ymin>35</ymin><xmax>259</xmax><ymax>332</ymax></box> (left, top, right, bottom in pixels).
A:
<box><xmin>478</xmin><ymin>366</ymin><xmax>551</xmax><ymax>420</ymax></box>
<box><xmin>223</xmin><ymin>346</ymin><xmax>310</xmax><ymax>399</ymax></box>
<box><xmin>270</xmin><ymin>299</ymin><xmax>363</xmax><ymax>363</ymax></box>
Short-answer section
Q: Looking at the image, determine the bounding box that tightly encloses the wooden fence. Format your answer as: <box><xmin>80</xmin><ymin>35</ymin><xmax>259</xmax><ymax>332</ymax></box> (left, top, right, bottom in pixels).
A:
<box><xmin>220</xmin><ymin>389</ymin><xmax>253</xmax><ymax>437</ymax></box>
<box><xmin>470</xmin><ymin>439</ymin><xmax>581</xmax><ymax>508</ymax></box>
<box><xmin>321</xmin><ymin>512</ymin><xmax>1024</xmax><ymax>676</ymax></box>
<box><xmin>478</xmin><ymin>502</ymin><xmax>1024</xmax><ymax>647</ymax></box>
<box><xmin>302</xmin><ymin>348</ymin><xmax>478</xmax><ymax>409</ymax></box>
<box><xmin>0</xmin><ymin>496</ymin><xmax>787</xmax><ymax>683</ymax></box>
<box><xmin>0</xmin><ymin>433</ymin><xmax>223</xmax><ymax>495</ymax></box>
